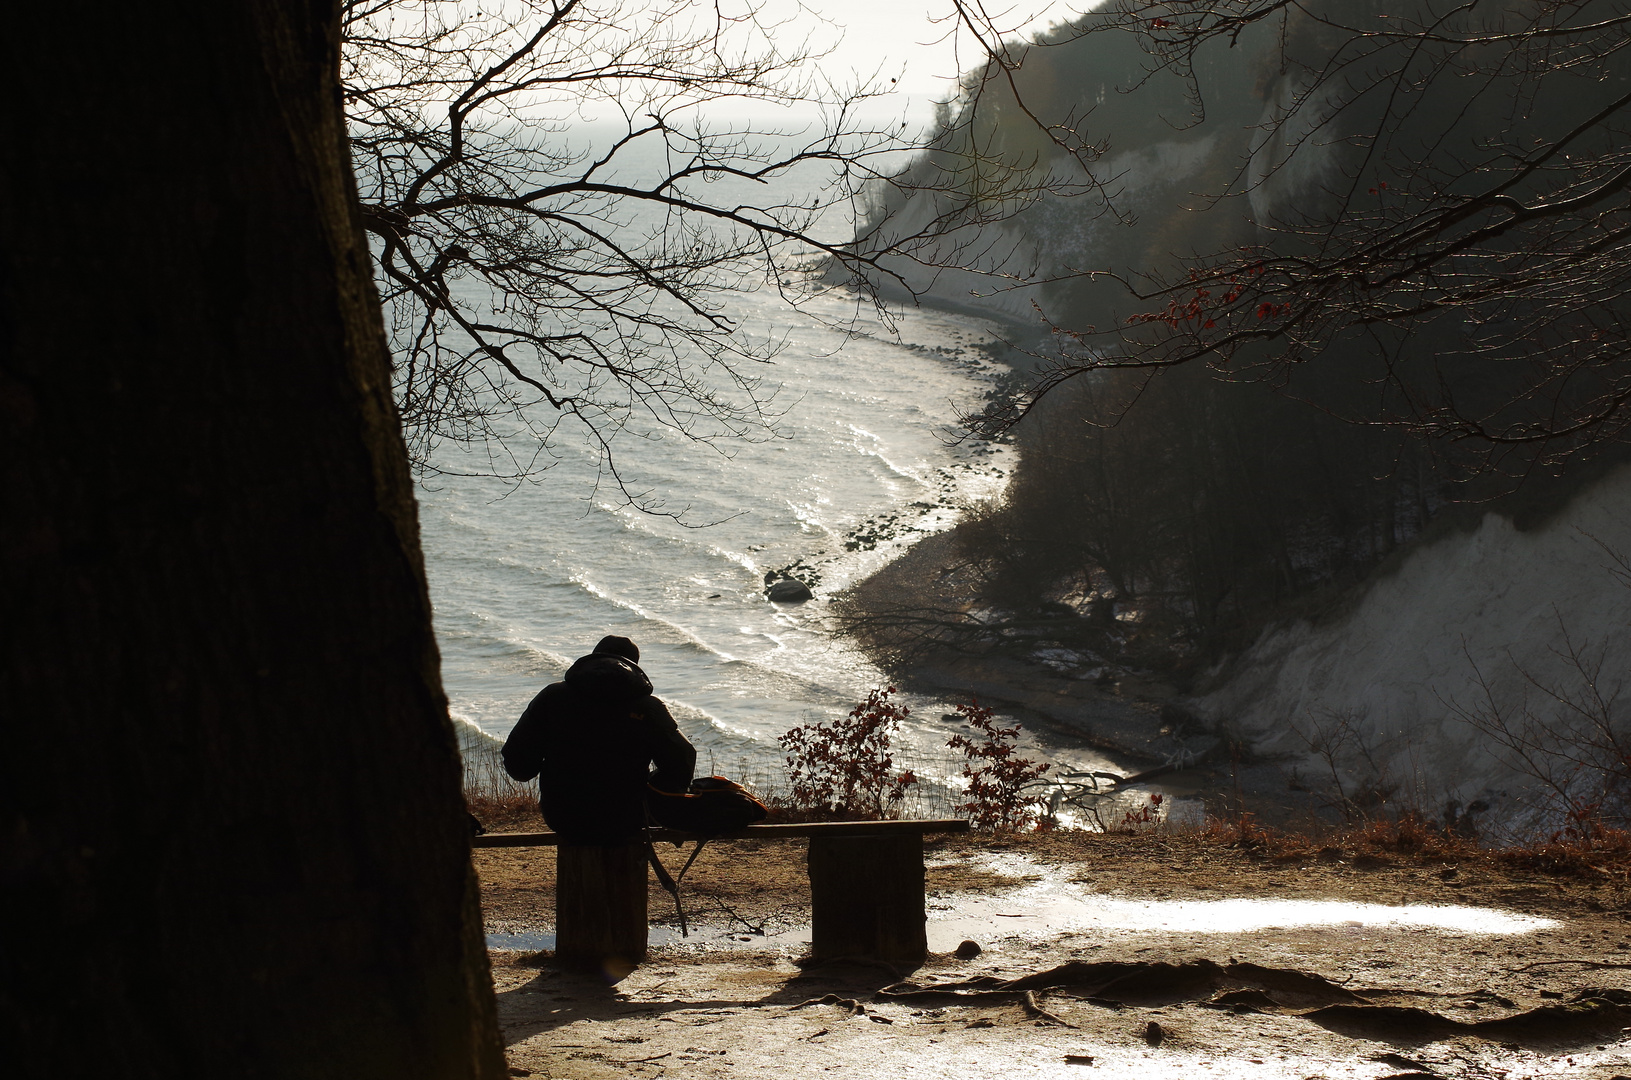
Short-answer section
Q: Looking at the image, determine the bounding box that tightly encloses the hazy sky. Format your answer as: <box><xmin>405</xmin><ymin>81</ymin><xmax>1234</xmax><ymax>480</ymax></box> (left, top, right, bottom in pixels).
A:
<box><xmin>764</xmin><ymin>1</ymin><xmax>1083</xmax><ymax>108</ymax></box>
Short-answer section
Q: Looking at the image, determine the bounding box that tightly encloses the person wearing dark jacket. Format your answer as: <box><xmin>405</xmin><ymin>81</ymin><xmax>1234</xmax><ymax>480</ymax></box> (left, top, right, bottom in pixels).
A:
<box><xmin>501</xmin><ymin>635</ymin><xmax>695</xmax><ymax>845</ymax></box>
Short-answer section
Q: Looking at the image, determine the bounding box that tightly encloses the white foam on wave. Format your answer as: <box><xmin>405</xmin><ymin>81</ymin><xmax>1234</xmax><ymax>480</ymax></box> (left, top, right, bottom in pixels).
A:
<box><xmin>707</xmin><ymin>545</ymin><xmax>764</xmax><ymax>577</ymax></box>
<box><xmin>498</xmin><ymin>639</ymin><xmax>571</xmax><ymax>675</ymax></box>
<box><xmin>452</xmin><ymin>712</ymin><xmax>502</xmax><ymax>752</ymax></box>
<box><xmin>664</xmin><ymin>699</ymin><xmax>767</xmax><ymax>746</ymax></box>
<box><xmin>435</xmin><ymin>610</ymin><xmax>572</xmax><ymax>670</ymax></box>
<box><xmin>844</xmin><ymin>424</ymin><xmax>928</xmax><ymax>486</ymax></box>
<box><xmin>565</xmin><ymin>573</ymin><xmax>739</xmax><ymax>661</ymax></box>
<box><xmin>785</xmin><ymin>502</ymin><xmax>839</xmax><ymax>538</ymax></box>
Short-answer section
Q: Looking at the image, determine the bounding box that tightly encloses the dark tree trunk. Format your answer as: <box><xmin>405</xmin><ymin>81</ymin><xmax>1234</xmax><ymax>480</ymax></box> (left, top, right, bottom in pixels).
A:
<box><xmin>0</xmin><ymin>3</ymin><xmax>504</xmax><ymax>1077</ymax></box>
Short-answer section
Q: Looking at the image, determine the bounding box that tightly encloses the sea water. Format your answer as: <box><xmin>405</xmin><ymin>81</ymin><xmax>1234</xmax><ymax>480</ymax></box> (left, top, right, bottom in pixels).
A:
<box><xmin>413</xmin><ymin>127</ymin><xmax>1124</xmax><ymax>809</ymax></box>
<box><xmin>419</xmin><ymin>289</ymin><xmax>1082</xmax><ymax>805</ymax></box>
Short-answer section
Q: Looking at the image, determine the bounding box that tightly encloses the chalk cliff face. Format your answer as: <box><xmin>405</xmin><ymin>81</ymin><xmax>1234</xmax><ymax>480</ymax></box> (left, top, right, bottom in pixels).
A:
<box><xmin>848</xmin><ymin>11</ymin><xmax>1307</xmax><ymax>333</ymax></box>
<box><xmin>854</xmin><ymin>113</ymin><xmax>1258</xmax><ymax>332</ymax></box>
<box><xmin>1188</xmin><ymin>466</ymin><xmax>1631</xmax><ymax>832</ymax></box>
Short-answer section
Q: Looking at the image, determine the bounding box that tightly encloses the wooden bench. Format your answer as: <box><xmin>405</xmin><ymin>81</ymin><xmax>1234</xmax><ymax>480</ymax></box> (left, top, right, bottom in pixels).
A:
<box><xmin>474</xmin><ymin>819</ymin><xmax>969</xmax><ymax>970</ymax></box>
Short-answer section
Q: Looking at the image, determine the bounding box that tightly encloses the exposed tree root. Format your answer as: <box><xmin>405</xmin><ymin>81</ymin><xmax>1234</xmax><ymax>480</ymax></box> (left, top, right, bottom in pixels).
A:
<box><xmin>878</xmin><ymin>959</ymin><xmax>1631</xmax><ymax>1046</ymax></box>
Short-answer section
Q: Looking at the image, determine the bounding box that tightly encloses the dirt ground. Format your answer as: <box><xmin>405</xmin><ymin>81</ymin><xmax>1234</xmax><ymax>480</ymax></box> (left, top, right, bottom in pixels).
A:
<box><xmin>478</xmin><ymin>831</ymin><xmax>1631</xmax><ymax>1079</ymax></box>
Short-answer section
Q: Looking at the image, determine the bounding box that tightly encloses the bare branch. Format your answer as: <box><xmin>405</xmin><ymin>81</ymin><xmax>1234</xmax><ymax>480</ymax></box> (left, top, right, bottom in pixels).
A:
<box><xmin>341</xmin><ymin>0</ymin><xmax>982</xmax><ymax>508</ymax></box>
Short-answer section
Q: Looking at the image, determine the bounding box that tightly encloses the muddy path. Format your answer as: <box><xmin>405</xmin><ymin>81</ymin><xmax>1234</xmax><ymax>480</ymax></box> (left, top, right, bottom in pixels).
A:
<box><xmin>479</xmin><ymin>833</ymin><xmax>1631</xmax><ymax>1078</ymax></box>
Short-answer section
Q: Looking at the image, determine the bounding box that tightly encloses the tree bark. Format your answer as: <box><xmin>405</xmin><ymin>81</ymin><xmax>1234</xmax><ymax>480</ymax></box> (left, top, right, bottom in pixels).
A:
<box><xmin>0</xmin><ymin>3</ymin><xmax>505</xmax><ymax>1077</ymax></box>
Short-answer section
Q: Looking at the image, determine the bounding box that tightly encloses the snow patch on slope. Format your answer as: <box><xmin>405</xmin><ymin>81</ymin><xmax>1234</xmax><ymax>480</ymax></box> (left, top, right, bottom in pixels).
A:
<box><xmin>1189</xmin><ymin>466</ymin><xmax>1631</xmax><ymax>829</ymax></box>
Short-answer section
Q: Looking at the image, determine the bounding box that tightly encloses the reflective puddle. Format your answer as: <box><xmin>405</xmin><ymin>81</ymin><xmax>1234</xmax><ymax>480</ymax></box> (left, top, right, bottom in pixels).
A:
<box><xmin>486</xmin><ymin>851</ymin><xmax>1557</xmax><ymax>954</ymax></box>
<box><xmin>487</xmin><ymin>923</ymin><xmax>812</xmax><ymax>953</ymax></box>
<box><xmin>924</xmin><ymin>852</ymin><xmax>1556</xmax><ymax>951</ymax></box>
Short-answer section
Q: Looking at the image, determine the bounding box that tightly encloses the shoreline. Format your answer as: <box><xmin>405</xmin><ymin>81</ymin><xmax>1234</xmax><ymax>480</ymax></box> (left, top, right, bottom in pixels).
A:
<box><xmin>834</xmin><ymin>529</ymin><xmax>1325</xmax><ymax>828</ymax></box>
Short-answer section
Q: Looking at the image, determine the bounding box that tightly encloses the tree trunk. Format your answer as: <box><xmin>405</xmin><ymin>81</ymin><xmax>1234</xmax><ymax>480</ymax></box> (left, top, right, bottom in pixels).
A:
<box><xmin>0</xmin><ymin>3</ymin><xmax>505</xmax><ymax>1077</ymax></box>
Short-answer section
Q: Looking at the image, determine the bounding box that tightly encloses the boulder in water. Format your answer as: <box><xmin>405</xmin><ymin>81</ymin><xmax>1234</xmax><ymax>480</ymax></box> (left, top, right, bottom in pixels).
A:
<box><xmin>766</xmin><ymin>577</ymin><xmax>813</xmax><ymax>603</ymax></box>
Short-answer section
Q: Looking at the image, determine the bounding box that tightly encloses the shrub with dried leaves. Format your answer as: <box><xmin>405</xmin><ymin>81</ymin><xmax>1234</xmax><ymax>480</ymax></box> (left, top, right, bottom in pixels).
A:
<box><xmin>947</xmin><ymin>698</ymin><xmax>1051</xmax><ymax>831</ymax></box>
<box><xmin>778</xmin><ymin>686</ymin><xmax>918</xmax><ymax>820</ymax></box>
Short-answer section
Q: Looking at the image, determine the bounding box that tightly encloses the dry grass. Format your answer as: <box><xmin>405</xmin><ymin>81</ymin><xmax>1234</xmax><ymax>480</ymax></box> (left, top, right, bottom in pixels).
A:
<box><xmin>1185</xmin><ymin>809</ymin><xmax>1631</xmax><ymax>880</ymax></box>
<box><xmin>466</xmin><ymin>790</ymin><xmax>540</xmax><ymax>833</ymax></box>
<box><xmin>1492</xmin><ymin>827</ymin><xmax>1631</xmax><ymax>877</ymax></box>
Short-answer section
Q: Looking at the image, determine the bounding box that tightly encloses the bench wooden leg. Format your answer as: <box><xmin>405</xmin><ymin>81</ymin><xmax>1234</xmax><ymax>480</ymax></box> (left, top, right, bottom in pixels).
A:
<box><xmin>807</xmin><ymin>833</ymin><xmax>927</xmax><ymax>966</ymax></box>
<box><xmin>555</xmin><ymin>843</ymin><xmax>647</xmax><ymax>976</ymax></box>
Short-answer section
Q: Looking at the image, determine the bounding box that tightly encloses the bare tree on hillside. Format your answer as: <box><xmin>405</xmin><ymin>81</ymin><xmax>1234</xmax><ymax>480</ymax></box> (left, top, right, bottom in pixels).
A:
<box><xmin>342</xmin><ymin>0</ymin><xmax>1062</xmax><ymax>498</ymax></box>
<box><xmin>1444</xmin><ymin>543</ymin><xmax>1631</xmax><ymax>837</ymax></box>
<box><xmin>945</xmin><ymin>0</ymin><xmax>1631</xmax><ymax>473</ymax></box>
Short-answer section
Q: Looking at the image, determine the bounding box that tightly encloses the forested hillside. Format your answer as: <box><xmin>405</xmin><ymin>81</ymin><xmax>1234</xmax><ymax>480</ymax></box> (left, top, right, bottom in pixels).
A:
<box><xmin>843</xmin><ymin>0</ymin><xmax>1631</xmax><ymax>659</ymax></box>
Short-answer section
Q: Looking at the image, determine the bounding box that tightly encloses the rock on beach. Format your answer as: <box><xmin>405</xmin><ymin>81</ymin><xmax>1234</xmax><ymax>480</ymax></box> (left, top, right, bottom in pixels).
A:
<box><xmin>766</xmin><ymin>577</ymin><xmax>814</xmax><ymax>603</ymax></box>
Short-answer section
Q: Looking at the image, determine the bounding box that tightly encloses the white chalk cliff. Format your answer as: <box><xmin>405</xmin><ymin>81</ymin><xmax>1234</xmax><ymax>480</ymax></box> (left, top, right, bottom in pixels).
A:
<box><xmin>1189</xmin><ymin>466</ymin><xmax>1631</xmax><ymax>832</ymax></box>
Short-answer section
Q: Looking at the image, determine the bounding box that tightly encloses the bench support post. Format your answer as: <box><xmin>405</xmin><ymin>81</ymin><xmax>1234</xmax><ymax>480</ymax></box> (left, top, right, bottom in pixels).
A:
<box><xmin>808</xmin><ymin>833</ymin><xmax>926</xmax><ymax>966</ymax></box>
<box><xmin>555</xmin><ymin>844</ymin><xmax>646</xmax><ymax>976</ymax></box>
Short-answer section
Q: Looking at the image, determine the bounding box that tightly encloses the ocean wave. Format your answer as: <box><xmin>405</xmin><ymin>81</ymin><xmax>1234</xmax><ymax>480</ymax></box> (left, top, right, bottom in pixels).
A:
<box><xmin>568</xmin><ymin>575</ymin><xmax>743</xmax><ymax>662</ymax></box>
<box><xmin>707</xmin><ymin>546</ymin><xmax>764</xmax><ymax>578</ymax></box>
<box><xmin>664</xmin><ymin>699</ymin><xmax>771</xmax><ymax>747</ymax></box>
<box><xmin>783</xmin><ymin>503</ymin><xmax>839</xmax><ymax>539</ymax></box>
<box><xmin>434</xmin><ymin>625</ymin><xmax>572</xmax><ymax>678</ymax></box>
<box><xmin>453</xmin><ymin>714</ymin><xmax>506</xmax><ymax>764</ymax></box>
<box><xmin>843</xmin><ymin>425</ymin><xmax>929</xmax><ymax>486</ymax></box>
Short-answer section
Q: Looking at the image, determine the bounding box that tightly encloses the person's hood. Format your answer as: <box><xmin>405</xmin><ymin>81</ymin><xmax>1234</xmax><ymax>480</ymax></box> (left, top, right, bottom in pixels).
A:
<box><xmin>563</xmin><ymin>652</ymin><xmax>653</xmax><ymax>699</ymax></box>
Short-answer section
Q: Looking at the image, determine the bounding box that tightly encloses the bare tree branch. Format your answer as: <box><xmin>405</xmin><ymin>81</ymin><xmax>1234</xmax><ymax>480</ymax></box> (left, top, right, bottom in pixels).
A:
<box><xmin>341</xmin><ymin>0</ymin><xmax>1020</xmax><ymax>508</ymax></box>
<box><xmin>873</xmin><ymin>0</ymin><xmax>1631</xmax><ymax>473</ymax></box>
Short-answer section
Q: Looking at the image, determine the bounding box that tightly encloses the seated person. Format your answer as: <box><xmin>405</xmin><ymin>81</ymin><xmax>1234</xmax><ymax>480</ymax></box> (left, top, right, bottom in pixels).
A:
<box><xmin>501</xmin><ymin>635</ymin><xmax>694</xmax><ymax>845</ymax></box>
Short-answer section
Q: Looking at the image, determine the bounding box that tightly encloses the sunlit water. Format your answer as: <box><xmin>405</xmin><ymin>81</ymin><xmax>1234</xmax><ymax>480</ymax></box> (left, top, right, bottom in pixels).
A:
<box><xmin>419</xmin><ymin>133</ymin><xmax>1129</xmax><ymax>805</ymax></box>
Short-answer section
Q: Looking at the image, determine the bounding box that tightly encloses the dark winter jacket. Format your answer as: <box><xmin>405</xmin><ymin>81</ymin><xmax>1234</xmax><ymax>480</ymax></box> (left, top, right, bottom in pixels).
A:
<box><xmin>501</xmin><ymin>653</ymin><xmax>695</xmax><ymax>844</ymax></box>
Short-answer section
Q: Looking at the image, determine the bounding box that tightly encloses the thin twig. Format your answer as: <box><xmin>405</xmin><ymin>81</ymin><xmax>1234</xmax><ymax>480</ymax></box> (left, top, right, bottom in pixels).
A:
<box><xmin>1512</xmin><ymin>960</ymin><xmax>1631</xmax><ymax>972</ymax></box>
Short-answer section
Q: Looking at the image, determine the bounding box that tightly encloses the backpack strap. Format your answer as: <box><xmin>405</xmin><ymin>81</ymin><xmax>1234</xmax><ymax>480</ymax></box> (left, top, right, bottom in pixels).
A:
<box><xmin>644</xmin><ymin>831</ymin><xmax>708</xmax><ymax>938</ymax></box>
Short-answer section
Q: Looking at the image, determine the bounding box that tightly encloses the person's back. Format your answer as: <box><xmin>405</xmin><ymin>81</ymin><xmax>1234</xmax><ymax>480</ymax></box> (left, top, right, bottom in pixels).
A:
<box><xmin>501</xmin><ymin>636</ymin><xmax>694</xmax><ymax>844</ymax></box>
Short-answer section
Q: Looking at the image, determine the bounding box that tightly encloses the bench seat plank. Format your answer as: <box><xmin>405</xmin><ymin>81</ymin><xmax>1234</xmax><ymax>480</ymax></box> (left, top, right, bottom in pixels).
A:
<box><xmin>472</xmin><ymin>818</ymin><xmax>969</xmax><ymax>848</ymax></box>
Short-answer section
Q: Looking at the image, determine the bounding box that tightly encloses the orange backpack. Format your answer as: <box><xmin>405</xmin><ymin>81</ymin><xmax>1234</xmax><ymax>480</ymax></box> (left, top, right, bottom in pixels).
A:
<box><xmin>646</xmin><ymin>775</ymin><xmax>768</xmax><ymax>834</ymax></box>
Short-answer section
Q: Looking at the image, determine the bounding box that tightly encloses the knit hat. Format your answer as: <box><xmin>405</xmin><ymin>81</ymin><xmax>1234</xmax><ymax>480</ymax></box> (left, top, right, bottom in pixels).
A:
<box><xmin>592</xmin><ymin>635</ymin><xmax>640</xmax><ymax>665</ymax></box>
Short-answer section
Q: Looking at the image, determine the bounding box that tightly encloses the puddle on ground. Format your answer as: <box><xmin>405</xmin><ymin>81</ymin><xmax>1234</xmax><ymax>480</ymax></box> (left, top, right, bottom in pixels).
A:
<box><xmin>487</xmin><ymin>923</ymin><xmax>812</xmax><ymax>953</ymax></box>
<box><xmin>489</xmin><ymin>852</ymin><xmax>1555</xmax><ymax>955</ymax></box>
<box><xmin>923</xmin><ymin>851</ymin><xmax>1556</xmax><ymax>951</ymax></box>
